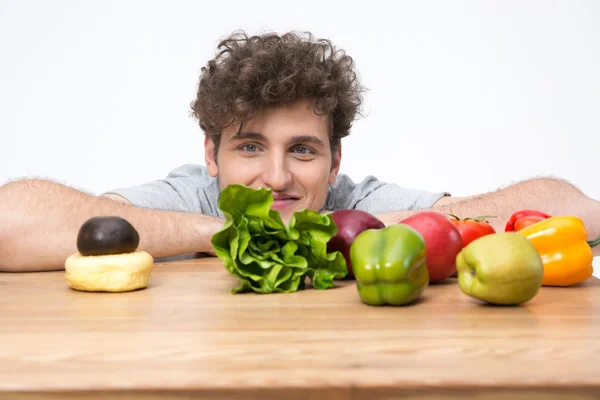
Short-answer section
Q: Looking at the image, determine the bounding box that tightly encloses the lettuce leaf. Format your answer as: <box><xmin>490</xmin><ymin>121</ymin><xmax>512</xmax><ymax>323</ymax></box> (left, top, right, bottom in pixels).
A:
<box><xmin>211</xmin><ymin>184</ymin><xmax>347</xmax><ymax>294</ymax></box>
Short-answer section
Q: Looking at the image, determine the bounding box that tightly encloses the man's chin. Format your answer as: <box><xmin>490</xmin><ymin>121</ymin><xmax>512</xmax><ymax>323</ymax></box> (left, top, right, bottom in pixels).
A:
<box><xmin>273</xmin><ymin>204</ymin><xmax>304</xmax><ymax>225</ymax></box>
<box><xmin>277</xmin><ymin>210</ymin><xmax>296</xmax><ymax>225</ymax></box>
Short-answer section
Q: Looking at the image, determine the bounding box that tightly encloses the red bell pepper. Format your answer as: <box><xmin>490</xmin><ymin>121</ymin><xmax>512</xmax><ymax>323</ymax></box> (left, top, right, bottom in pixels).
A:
<box><xmin>505</xmin><ymin>209</ymin><xmax>551</xmax><ymax>232</ymax></box>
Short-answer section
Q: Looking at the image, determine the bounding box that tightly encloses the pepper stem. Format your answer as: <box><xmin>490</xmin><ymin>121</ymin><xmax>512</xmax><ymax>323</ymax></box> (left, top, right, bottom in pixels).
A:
<box><xmin>587</xmin><ymin>233</ymin><xmax>600</xmax><ymax>248</ymax></box>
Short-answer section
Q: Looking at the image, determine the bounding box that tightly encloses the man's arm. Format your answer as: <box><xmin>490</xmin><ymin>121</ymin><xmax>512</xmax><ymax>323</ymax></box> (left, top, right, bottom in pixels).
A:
<box><xmin>0</xmin><ymin>179</ymin><xmax>224</xmax><ymax>272</ymax></box>
<box><xmin>374</xmin><ymin>177</ymin><xmax>600</xmax><ymax>255</ymax></box>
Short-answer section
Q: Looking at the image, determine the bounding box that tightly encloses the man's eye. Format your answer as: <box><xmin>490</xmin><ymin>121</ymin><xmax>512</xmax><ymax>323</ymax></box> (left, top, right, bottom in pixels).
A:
<box><xmin>293</xmin><ymin>146</ymin><xmax>314</xmax><ymax>155</ymax></box>
<box><xmin>240</xmin><ymin>144</ymin><xmax>258</xmax><ymax>152</ymax></box>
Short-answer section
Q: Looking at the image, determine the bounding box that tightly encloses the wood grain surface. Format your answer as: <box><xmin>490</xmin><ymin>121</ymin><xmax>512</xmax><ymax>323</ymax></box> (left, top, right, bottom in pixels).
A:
<box><xmin>1</xmin><ymin>258</ymin><xmax>599</xmax><ymax>399</ymax></box>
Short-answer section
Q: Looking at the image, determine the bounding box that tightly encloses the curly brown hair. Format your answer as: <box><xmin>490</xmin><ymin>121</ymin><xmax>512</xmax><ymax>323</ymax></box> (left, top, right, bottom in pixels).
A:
<box><xmin>190</xmin><ymin>30</ymin><xmax>365</xmax><ymax>159</ymax></box>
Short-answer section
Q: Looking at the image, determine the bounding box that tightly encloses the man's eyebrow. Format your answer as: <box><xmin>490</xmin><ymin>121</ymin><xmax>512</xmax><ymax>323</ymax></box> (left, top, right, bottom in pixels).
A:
<box><xmin>287</xmin><ymin>135</ymin><xmax>325</xmax><ymax>147</ymax></box>
<box><xmin>231</xmin><ymin>132</ymin><xmax>267</xmax><ymax>141</ymax></box>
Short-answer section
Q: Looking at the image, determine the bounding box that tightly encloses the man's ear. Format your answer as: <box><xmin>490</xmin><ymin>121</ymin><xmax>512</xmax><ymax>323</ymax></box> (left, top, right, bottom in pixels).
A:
<box><xmin>204</xmin><ymin>135</ymin><xmax>219</xmax><ymax>177</ymax></box>
<box><xmin>328</xmin><ymin>145</ymin><xmax>342</xmax><ymax>185</ymax></box>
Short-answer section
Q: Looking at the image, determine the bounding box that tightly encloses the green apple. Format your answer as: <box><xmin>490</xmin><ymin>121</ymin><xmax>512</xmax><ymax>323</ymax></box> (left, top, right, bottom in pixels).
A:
<box><xmin>456</xmin><ymin>232</ymin><xmax>544</xmax><ymax>305</ymax></box>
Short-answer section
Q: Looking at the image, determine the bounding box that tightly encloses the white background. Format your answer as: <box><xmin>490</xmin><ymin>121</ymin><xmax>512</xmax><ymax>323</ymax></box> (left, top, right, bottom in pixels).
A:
<box><xmin>1</xmin><ymin>0</ymin><xmax>599</xmax><ymax>196</ymax></box>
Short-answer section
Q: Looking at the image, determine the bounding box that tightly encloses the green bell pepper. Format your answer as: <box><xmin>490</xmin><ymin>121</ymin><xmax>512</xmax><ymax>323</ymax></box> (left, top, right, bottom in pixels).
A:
<box><xmin>350</xmin><ymin>224</ymin><xmax>429</xmax><ymax>306</ymax></box>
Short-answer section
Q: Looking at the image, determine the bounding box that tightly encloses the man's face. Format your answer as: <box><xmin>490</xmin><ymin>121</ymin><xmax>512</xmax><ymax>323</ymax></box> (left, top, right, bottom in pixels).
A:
<box><xmin>204</xmin><ymin>99</ymin><xmax>341</xmax><ymax>222</ymax></box>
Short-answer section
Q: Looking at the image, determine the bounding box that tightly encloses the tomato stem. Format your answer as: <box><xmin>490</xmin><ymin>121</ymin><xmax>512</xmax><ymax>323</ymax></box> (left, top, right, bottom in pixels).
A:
<box><xmin>447</xmin><ymin>213</ymin><xmax>461</xmax><ymax>220</ymax></box>
<box><xmin>446</xmin><ymin>212</ymin><xmax>496</xmax><ymax>222</ymax></box>
<box><xmin>471</xmin><ymin>215</ymin><xmax>497</xmax><ymax>221</ymax></box>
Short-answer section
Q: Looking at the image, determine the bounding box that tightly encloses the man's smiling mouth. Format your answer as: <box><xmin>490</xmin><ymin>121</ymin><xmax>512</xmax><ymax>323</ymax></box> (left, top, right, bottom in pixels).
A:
<box><xmin>271</xmin><ymin>195</ymin><xmax>300</xmax><ymax>210</ymax></box>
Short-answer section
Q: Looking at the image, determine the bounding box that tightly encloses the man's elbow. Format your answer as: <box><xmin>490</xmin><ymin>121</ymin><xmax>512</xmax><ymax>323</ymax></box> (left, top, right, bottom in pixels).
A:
<box><xmin>0</xmin><ymin>220</ymin><xmax>66</xmax><ymax>272</ymax></box>
<box><xmin>0</xmin><ymin>228</ymin><xmax>21</xmax><ymax>272</ymax></box>
<box><xmin>0</xmin><ymin>217</ymin><xmax>31</xmax><ymax>271</ymax></box>
<box><xmin>0</xmin><ymin>239</ymin><xmax>64</xmax><ymax>272</ymax></box>
<box><xmin>0</xmin><ymin>180</ymin><xmax>36</xmax><ymax>271</ymax></box>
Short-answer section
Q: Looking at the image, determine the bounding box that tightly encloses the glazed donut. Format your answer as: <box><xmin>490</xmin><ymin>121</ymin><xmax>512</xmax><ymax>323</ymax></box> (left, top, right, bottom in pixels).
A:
<box><xmin>65</xmin><ymin>216</ymin><xmax>154</xmax><ymax>292</ymax></box>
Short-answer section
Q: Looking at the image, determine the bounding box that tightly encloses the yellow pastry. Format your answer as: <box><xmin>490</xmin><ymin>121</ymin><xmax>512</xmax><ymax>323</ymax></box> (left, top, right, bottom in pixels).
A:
<box><xmin>65</xmin><ymin>250</ymin><xmax>154</xmax><ymax>292</ymax></box>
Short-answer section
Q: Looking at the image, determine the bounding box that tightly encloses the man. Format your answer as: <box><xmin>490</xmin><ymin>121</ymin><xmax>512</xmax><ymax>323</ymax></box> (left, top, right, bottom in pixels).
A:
<box><xmin>1</xmin><ymin>30</ymin><xmax>598</xmax><ymax>272</ymax></box>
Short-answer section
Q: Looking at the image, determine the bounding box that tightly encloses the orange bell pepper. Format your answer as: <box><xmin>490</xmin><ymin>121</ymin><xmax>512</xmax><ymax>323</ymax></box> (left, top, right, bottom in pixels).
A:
<box><xmin>517</xmin><ymin>216</ymin><xmax>599</xmax><ymax>286</ymax></box>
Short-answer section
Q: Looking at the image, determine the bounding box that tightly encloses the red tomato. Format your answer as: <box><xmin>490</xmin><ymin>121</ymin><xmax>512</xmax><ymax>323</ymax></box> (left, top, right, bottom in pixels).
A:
<box><xmin>448</xmin><ymin>214</ymin><xmax>496</xmax><ymax>247</ymax></box>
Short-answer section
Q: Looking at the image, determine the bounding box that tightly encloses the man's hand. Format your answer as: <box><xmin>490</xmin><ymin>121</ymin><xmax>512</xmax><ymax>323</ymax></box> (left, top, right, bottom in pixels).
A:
<box><xmin>0</xmin><ymin>179</ymin><xmax>225</xmax><ymax>272</ymax></box>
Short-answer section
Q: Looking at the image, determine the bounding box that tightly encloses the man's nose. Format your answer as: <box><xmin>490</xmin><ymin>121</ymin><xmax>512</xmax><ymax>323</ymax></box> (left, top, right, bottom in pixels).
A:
<box><xmin>263</xmin><ymin>156</ymin><xmax>292</xmax><ymax>191</ymax></box>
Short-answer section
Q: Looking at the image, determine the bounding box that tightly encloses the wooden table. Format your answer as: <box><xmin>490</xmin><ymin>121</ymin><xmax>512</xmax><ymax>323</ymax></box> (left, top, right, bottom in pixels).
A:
<box><xmin>1</xmin><ymin>258</ymin><xmax>599</xmax><ymax>399</ymax></box>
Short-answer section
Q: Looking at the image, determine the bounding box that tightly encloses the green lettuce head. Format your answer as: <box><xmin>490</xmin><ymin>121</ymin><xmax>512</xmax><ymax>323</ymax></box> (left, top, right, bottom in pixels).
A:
<box><xmin>211</xmin><ymin>184</ymin><xmax>348</xmax><ymax>294</ymax></box>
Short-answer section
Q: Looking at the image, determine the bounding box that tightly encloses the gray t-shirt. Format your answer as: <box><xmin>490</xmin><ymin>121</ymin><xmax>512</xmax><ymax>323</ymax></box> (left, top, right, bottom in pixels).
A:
<box><xmin>105</xmin><ymin>164</ymin><xmax>450</xmax><ymax>217</ymax></box>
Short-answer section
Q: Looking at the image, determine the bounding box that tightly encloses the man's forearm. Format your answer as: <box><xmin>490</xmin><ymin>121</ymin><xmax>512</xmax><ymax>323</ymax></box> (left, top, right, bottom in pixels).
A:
<box><xmin>433</xmin><ymin>178</ymin><xmax>599</xmax><ymax>236</ymax></box>
<box><xmin>376</xmin><ymin>177</ymin><xmax>600</xmax><ymax>251</ymax></box>
<box><xmin>0</xmin><ymin>179</ymin><xmax>224</xmax><ymax>272</ymax></box>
